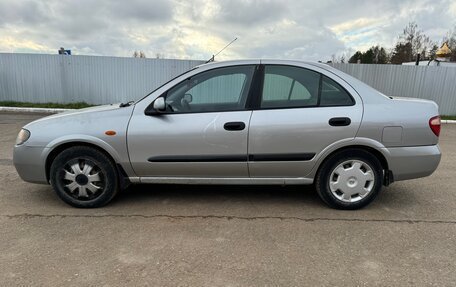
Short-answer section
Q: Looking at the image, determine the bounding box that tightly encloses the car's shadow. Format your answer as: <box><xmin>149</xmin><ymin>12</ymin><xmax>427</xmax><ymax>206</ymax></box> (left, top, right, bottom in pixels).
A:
<box><xmin>29</xmin><ymin>181</ymin><xmax>410</xmax><ymax>211</ymax></box>
<box><xmin>113</xmin><ymin>184</ymin><xmax>322</xmax><ymax>206</ymax></box>
<box><xmin>108</xmin><ymin>183</ymin><xmax>413</xmax><ymax>211</ymax></box>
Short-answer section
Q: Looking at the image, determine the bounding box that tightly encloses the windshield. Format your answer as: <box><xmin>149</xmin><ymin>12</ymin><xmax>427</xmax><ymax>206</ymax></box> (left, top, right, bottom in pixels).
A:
<box><xmin>134</xmin><ymin>66</ymin><xmax>200</xmax><ymax>104</ymax></box>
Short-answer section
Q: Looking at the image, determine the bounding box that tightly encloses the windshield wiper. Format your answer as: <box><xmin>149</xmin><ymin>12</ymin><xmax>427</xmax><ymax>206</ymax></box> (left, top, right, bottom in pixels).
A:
<box><xmin>119</xmin><ymin>101</ymin><xmax>134</xmax><ymax>107</ymax></box>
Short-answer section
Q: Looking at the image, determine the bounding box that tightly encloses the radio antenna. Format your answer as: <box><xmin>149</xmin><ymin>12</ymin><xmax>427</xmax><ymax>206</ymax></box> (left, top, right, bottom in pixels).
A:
<box><xmin>206</xmin><ymin>37</ymin><xmax>237</xmax><ymax>63</ymax></box>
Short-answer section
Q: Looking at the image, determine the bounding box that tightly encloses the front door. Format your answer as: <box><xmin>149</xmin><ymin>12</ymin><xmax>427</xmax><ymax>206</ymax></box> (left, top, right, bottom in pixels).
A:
<box><xmin>127</xmin><ymin>65</ymin><xmax>256</xmax><ymax>177</ymax></box>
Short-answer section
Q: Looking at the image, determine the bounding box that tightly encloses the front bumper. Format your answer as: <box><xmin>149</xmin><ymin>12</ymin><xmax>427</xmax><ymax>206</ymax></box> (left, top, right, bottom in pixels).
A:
<box><xmin>13</xmin><ymin>145</ymin><xmax>49</xmax><ymax>184</ymax></box>
<box><xmin>383</xmin><ymin>145</ymin><xmax>441</xmax><ymax>181</ymax></box>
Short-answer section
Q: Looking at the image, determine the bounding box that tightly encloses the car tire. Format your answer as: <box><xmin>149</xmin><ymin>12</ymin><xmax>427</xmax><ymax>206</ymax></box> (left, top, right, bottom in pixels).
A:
<box><xmin>315</xmin><ymin>149</ymin><xmax>383</xmax><ymax>210</ymax></box>
<box><xmin>50</xmin><ymin>146</ymin><xmax>119</xmax><ymax>208</ymax></box>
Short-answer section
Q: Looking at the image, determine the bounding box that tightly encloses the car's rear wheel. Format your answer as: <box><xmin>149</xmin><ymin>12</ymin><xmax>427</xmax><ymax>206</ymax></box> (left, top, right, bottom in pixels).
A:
<box><xmin>50</xmin><ymin>146</ymin><xmax>119</xmax><ymax>208</ymax></box>
<box><xmin>315</xmin><ymin>149</ymin><xmax>383</xmax><ymax>210</ymax></box>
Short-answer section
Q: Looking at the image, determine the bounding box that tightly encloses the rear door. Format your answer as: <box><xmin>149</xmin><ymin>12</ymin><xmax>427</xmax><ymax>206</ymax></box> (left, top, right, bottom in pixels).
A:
<box><xmin>248</xmin><ymin>64</ymin><xmax>363</xmax><ymax>178</ymax></box>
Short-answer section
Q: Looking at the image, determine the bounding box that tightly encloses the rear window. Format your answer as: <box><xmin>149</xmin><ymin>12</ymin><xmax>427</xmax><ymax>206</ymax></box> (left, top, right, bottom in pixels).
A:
<box><xmin>320</xmin><ymin>76</ymin><xmax>354</xmax><ymax>106</ymax></box>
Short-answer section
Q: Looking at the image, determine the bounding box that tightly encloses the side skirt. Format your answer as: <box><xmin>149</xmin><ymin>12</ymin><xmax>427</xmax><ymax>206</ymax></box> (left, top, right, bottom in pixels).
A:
<box><xmin>129</xmin><ymin>177</ymin><xmax>314</xmax><ymax>185</ymax></box>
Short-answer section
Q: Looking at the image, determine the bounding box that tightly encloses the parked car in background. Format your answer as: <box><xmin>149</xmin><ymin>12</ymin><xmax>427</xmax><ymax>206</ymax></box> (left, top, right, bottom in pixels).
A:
<box><xmin>13</xmin><ymin>60</ymin><xmax>441</xmax><ymax>209</ymax></box>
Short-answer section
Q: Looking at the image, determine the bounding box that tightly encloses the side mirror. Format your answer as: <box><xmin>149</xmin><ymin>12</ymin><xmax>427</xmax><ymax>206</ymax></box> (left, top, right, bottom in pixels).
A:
<box><xmin>145</xmin><ymin>97</ymin><xmax>166</xmax><ymax>116</ymax></box>
<box><xmin>153</xmin><ymin>97</ymin><xmax>166</xmax><ymax>111</ymax></box>
<box><xmin>183</xmin><ymin>93</ymin><xmax>193</xmax><ymax>103</ymax></box>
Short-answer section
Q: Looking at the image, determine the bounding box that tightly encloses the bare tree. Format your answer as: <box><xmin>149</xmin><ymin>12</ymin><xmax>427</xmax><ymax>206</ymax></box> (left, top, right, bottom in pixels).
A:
<box><xmin>398</xmin><ymin>22</ymin><xmax>435</xmax><ymax>61</ymax></box>
<box><xmin>133</xmin><ymin>50</ymin><xmax>146</xmax><ymax>58</ymax></box>
<box><xmin>339</xmin><ymin>55</ymin><xmax>346</xmax><ymax>63</ymax></box>
<box><xmin>442</xmin><ymin>26</ymin><xmax>456</xmax><ymax>61</ymax></box>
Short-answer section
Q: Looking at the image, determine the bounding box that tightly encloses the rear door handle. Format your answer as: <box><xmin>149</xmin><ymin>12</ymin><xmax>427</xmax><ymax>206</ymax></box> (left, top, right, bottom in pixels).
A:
<box><xmin>329</xmin><ymin>117</ymin><xmax>351</xmax><ymax>127</ymax></box>
<box><xmin>224</xmin><ymin>122</ymin><xmax>246</xmax><ymax>131</ymax></box>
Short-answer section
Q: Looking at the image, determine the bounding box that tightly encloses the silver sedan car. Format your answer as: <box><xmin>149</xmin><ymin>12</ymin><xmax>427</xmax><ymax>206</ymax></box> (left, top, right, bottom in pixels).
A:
<box><xmin>13</xmin><ymin>60</ymin><xmax>442</xmax><ymax>209</ymax></box>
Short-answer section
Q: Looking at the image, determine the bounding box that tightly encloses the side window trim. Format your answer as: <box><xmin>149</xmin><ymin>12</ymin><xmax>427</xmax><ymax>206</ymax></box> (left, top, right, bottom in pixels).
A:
<box><xmin>254</xmin><ymin>64</ymin><xmax>356</xmax><ymax>110</ymax></box>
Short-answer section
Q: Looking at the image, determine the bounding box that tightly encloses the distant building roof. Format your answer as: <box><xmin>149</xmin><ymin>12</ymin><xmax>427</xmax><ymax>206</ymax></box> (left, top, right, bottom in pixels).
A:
<box><xmin>436</xmin><ymin>43</ymin><xmax>451</xmax><ymax>59</ymax></box>
<box><xmin>402</xmin><ymin>60</ymin><xmax>456</xmax><ymax>67</ymax></box>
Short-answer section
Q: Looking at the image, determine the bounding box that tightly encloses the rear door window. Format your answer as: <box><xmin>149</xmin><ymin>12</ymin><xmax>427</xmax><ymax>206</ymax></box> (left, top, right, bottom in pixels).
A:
<box><xmin>260</xmin><ymin>65</ymin><xmax>354</xmax><ymax>109</ymax></box>
<box><xmin>261</xmin><ymin>65</ymin><xmax>320</xmax><ymax>109</ymax></box>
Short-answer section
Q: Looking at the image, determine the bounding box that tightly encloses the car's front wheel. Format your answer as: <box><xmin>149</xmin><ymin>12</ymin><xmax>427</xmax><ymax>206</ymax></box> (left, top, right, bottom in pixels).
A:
<box><xmin>315</xmin><ymin>149</ymin><xmax>383</xmax><ymax>210</ymax></box>
<box><xmin>50</xmin><ymin>146</ymin><xmax>119</xmax><ymax>208</ymax></box>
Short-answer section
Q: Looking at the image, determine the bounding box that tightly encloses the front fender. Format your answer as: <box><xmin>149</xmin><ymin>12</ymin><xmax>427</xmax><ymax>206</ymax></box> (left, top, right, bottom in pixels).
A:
<box><xmin>45</xmin><ymin>134</ymin><xmax>123</xmax><ymax>163</ymax></box>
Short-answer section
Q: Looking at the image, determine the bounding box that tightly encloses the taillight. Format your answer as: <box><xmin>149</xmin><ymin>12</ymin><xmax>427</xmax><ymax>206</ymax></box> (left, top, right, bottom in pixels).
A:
<box><xmin>429</xmin><ymin>116</ymin><xmax>441</xmax><ymax>137</ymax></box>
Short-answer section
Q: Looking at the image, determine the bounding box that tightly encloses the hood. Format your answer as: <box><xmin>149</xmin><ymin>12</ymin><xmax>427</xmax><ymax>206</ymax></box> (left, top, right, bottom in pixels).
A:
<box><xmin>26</xmin><ymin>104</ymin><xmax>124</xmax><ymax>125</ymax></box>
<box><xmin>21</xmin><ymin>103</ymin><xmax>135</xmax><ymax>148</ymax></box>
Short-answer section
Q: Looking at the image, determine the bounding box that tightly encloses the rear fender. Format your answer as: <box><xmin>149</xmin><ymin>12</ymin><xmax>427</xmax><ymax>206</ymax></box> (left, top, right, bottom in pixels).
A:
<box><xmin>306</xmin><ymin>137</ymin><xmax>390</xmax><ymax>179</ymax></box>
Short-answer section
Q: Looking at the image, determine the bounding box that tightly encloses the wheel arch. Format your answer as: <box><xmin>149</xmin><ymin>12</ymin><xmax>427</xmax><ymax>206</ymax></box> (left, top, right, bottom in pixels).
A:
<box><xmin>316</xmin><ymin>145</ymin><xmax>389</xmax><ymax>172</ymax></box>
<box><xmin>309</xmin><ymin>140</ymin><xmax>391</xmax><ymax>184</ymax></box>
<box><xmin>45</xmin><ymin>141</ymin><xmax>118</xmax><ymax>183</ymax></box>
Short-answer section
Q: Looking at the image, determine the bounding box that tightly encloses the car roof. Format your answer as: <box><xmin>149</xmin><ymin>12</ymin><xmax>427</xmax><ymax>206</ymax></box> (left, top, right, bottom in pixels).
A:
<box><xmin>197</xmin><ymin>59</ymin><xmax>326</xmax><ymax>68</ymax></box>
<box><xmin>197</xmin><ymin>59</ymin><xmax>339</xmax><ymax>76</ymax></box>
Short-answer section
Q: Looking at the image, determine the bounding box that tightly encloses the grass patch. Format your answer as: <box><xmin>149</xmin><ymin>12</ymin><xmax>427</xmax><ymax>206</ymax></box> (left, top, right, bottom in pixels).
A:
<box><xmin>0</xmin><ymin>101</ymin><xmax>93</xmax><ymax>109</ymax></box>
<box><xmin>442</xmin><ymin>115</ymin><xmax>456</xmax><ymax>120</ymax></box>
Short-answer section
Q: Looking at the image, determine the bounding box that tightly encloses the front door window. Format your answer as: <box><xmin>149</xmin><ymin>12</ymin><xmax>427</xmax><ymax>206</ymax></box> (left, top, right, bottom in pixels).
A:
<box><xmin>164</xmin><ymin>66</ymin><xmax>255</xmax><ymax>113</ymax></box>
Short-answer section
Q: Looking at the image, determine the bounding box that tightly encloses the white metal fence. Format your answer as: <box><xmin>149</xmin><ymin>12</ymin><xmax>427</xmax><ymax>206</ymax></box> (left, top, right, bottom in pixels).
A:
<box><xmin>0</xmin><ymin>53</ymin><xmax>204</xmax><ymax>105</ymax></box>
<box><xmin>330</xmin><ymin>63</ymin><xmax>456</xmax><ymax>115</ymax></box>
<box><xmin>1</xmin><ymin>54</ymin><xmax>455</xmax><ymax>115</ymax></box>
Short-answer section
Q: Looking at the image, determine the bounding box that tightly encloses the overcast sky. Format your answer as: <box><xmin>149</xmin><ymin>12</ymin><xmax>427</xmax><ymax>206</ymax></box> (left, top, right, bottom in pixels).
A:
<box><xmin>0</xmin><ymin>0</ymin><xmax>455</xmax><ymax>61</ymax></box>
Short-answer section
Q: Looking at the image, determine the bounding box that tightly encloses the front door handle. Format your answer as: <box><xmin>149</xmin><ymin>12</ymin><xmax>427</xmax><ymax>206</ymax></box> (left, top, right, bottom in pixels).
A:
<box><xmin>329</xmin><ymin>117</ymin><xmax>351</xmax><ymax>127</ymax></box>
<box><xmin>224</xmin><ymin>122</ymin><xmax>246</xmax><ymax>131</ymax></box>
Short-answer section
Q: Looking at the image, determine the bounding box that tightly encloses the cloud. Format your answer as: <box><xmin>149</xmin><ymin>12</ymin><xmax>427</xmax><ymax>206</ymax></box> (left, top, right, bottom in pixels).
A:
<box><xmin>213</xmin><ymin>0</ymin><xmax>288</xmax><ymax>25</ymax></box>
<box><xmin>0</xmin><ymin>0</ymin><xmax>50</xmax><ymax>26</ymax></box>
<box><xmin>329</xmin><ymin>18</ymin><xmax>388</xmax><ymax>51</ymax></box>
<box><xmin>0</xmin><ymin>36</ymin><xmax>52</xmax><ymax>53</ymax></box>
<box><xmin>110</xmin><ymin>0</ymin><xmax>173</xmax><ymax>22</ymax></box>
<box><xmin>0</xmin><ymin>0</ymin><xmax>454</xmax><ymax>61</ymax></box>
<box><xmin>450</xmin><ymin>2</ymin><xmax>456</xmax><ymax>16</ymax></box>
<box><xmin>330</xmin><ymin>18</ymin><xmax>385</xmax><ymax>35</ymax></box>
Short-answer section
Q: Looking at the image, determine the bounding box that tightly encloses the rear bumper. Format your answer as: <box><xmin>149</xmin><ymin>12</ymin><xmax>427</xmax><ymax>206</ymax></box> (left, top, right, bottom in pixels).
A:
<box><xmin>383</xmin><ymin>145</ymin><xmax>441</xmax><ymax>181</ymax></box>
<box><xmin>13</xmin><ymin>145</ymin><xmax>49</xmax><ymax>184</ymax></box>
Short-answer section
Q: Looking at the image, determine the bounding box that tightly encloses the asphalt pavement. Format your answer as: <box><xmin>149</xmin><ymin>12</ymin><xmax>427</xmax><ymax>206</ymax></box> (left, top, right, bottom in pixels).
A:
<box><xmin>1</xmin><ymin>112</ymin><xmax>455</xmax><ymax>286</ymax></box>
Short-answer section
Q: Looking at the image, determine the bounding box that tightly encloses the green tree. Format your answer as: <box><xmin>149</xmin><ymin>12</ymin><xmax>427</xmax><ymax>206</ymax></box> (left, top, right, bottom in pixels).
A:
<box><xmin>371</xmin><ymin>46</ymin><xmax>388</xmax><ymax>63</ymax></box>
<box><xmin>390</xmin><ymin>42</ymin><xmax>413</xmax><ymax>64</ymax></box>
<box><xmin>361</xmin><ymin>49</ymin><xmax>374</xmax><ymax>63</ymax></box>
<box><xmin>348</xmin><ymin>46</ymin><xmax>388</xmax><ymax>64</ymax></box>
<box><xmin>348</xmin><ymin>51</ymin><xmax>363</xmax><ymax>63</ymax></box>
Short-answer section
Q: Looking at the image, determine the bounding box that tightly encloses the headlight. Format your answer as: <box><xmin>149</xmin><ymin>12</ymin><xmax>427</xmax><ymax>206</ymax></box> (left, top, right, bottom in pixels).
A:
<box><xmin>16</xmin><ymin>129</ymin><xmax>31</xmax><ymax>145</ymax></box>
